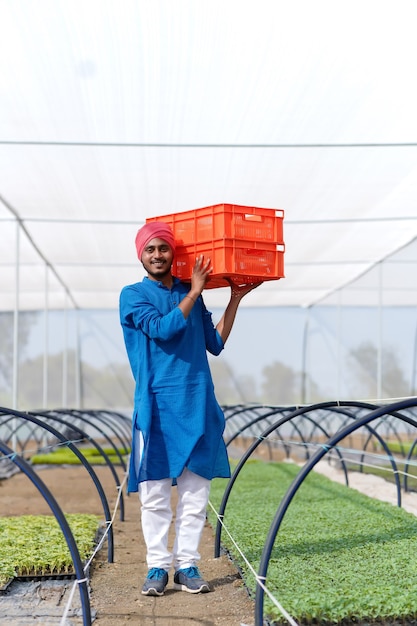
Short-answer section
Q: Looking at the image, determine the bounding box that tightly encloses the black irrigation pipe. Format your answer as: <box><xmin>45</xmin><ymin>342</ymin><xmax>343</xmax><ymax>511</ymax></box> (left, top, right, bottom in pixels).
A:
<box><xmin>0</xmin><ymin>411</ymin><xmax>80</xmax><ymax>451</ymax></box>
<box><xmin>226</xmin><ymin>407</ymin><xmax>310</xmax><ymax>461</ymax></box>
<box><xmin>304</xmin><ymin>404</ymin><xmax>404</xmax><ymax>505</ymax></box>
<box><xmin>93</xmin><ymin>409</ymin><xmax>132</xmax><ymax>442</ymax></box>
<box><xmin>30</xmin><ymin>410</ymin><xmax>126</xmax><ymax>522</ymax></box>
<box><xmin>225</xmin><ymin>402</ymin><xmax>371</xmax><ymax>445</ymax></box>
<box><xmin>223</xmin><ymin>404</ymin><xmax>268</xmax><ymax>443</ymax></box>
<box><xmin>224</xmin><ymin>404</ymin><xmax>283</xmax><ymax>422</ymax></box>
<box><xmin>69</xmin><ymin>409</ymin><xmax>132</xmax><ymax>477</ymax></box>
<box><xmin>332</xmin><ymin>410</ymin><xmax>402</xmax><ymax>506</ymax></box>
<box><xmin>0</xmin><ymin>442</ymin><xmax>92</xmax><ymax>626</ymax></box>
<box><xmin>0</xmin><ymin>407</ymin><xmax>114</xmax><ymax>563</ymax></box>
<box><xmin>224</xmin><ymin>403</ymin><xmax>353</xmax><ymax>461</ymax></box>
<box><xmin>224</xmin><ymin>405</ymin><xmax>289</xmax><ymax>435</ymax></box>
<box><xmin>0</xmin><ymin>408</ymin><xmax>130</xmax><ymax>519</ymax></box>
<box><xmin>254</xmin><ymin>397</ymin><xmax>417</xmax><ymax>626</ymax></box>
<box><xmin>214</xmin><ymin>402</ymin><xmax>351</xmax><ymax>558</ymax></box>
<box><xmin>228</xmin><ymin>410</ymin><xmax>292</xmax><ymax>461</ymax></box>
<box><xmin>360</xmin><ymin>427</ymin><xmax>403</xmax><ymax>489</ymax></box>
<box><xmin>345</xmin><ymin>408</ymin><xmax>417</xmax><ymax>491</ymax></box>
<box><xmin>222</xmin><ymin>403</ymin><xmax>252</xmax><ymax>418</ymax></box>
<box><xmin>93</xmin><ymin>409</ymin><xmax>132</xmax><ymax>449</ymax></box>
<box><xmin>0</xmin><ymin>416</ymin><xmax>44</xmax><ymax>453</ymax></box>
<box><xmin>52</xmin><ymin>408</ymin><xmax>130</xmax><ymax>467</ymax></box>
<box><xmin>316</xmin><ymin>404</ymin><xmax>365</xmax><ymax>434</ymax></box>
<box><xmin>0</xmin><ymin>409</ymin><xmax>131</xmax><ymax>460</ymax></box>
<box><xmin>225</xmin><ymin>407</ymin><xmax>283</xmax><ymax>452</ymax></box>
<box><xmin>299</xmin><ymin>405</ymin><xmax>357</xmax><ymax>441</ymax></box>
<box><xmin>55</xmin><ymin>409</ymin><xmax>131</xmax><ymax>465</ymax></box>
<box><xmin>404</xmin><ymin>436</ymin><xmax>417</xmax><ymax>492</ymax></box>
<box><xmin>224</xmin><ymin>407</ymin><xmax>295</xmax><ymax>448</ymax></box>
<box><xmin>373</xmin><ymin>416</ymin><xmax>409</xmax><ymax>457</ymax></box>
<box><xmin>37</xmin><ymin>409</ymin><xmax>129</xmax><ymax>509</ymax></box>
<box><xmin>223</xmin><ymin>404</ymin><xmax>286</xmax><ymax>452</ymax></box>
<box><xmin>215</xmin><ymin>400</ymin><xmax>410</xmax><ymax>559</ymax></box>
<box><xmin>359</xmin><ymin>414</ymin><xmax>410</xmax><ymax>464</ymax></box>
<box><xmin>225</xmin><ymin>402</ymin><xmax>406</xmax><ymax>474</ymax></box>
<box><xmin>265</xmin><ymin>417</ymin><xmax>303</xmax><ymax>462</ymax></box>
<box><xmin>224</xmin><ymin>403</ymin><xmax>370</xmax><ymax>454</ymax></box>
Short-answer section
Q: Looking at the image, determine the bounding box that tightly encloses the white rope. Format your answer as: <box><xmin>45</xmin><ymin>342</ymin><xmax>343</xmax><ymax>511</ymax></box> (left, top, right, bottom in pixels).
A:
<box><xmin>208</xmin><ymin>499</ymin><xmax>299</xmax><ymax>626</ymax></box>
<box><xmin>0</xmin><ymin>437</ymin><xmax>87</xmax><ymax>461</ymax></box>
<box><xmin>248</xmin><ymin>437</ymin><xmax>417</xmax><ymax>488</ymax></box>
<box><xmin>59</xmin><ymin>470</ymin><xmax>128</xmax><ymax>626</ymax></box>
<box><xmin>213</xmin><ymin>436</ymin><xmax>417</xmax><ymax>626</ymax></box>
<box><xmin>255</xmin><ymin>435</ymin><xmax>417</xmax><ymax>468</ymax></box>
<box><xmin>10</xmin><ymin>420</ymin><xmax>415</xmax><ymax>625</ymax></box>
<box><xmin>326</xmin><ymin>453</ymin><xmax>417</xmax><ymax>484</ymax></box>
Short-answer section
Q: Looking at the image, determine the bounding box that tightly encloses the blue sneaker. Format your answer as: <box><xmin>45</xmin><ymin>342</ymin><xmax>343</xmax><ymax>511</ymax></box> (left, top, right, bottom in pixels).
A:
<box><xmin>173</xmin><ymin>566</ymin><xmax>210</xmax><ymax>593</ymax></box>
<box><xmin>141</xmin><ymin>568</ymin><xmax>169</xmax><ymax>596</ymax></box>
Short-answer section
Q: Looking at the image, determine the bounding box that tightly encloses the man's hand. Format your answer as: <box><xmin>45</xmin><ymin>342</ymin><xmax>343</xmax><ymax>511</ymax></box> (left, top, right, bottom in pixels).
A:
<box><xmin>228</xmin><ymin>280</ymin><xmax>263</xmax><ymax>300</ymax></box>
<box><xmin>190</xmin><ymin>255</ymin><xmax>213</xmax><ymax>295</ymax></box>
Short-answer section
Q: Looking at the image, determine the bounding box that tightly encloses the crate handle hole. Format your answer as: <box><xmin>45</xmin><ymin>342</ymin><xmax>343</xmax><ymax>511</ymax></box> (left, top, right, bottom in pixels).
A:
<box><xmin>244</xmin><ymin>214</ymin><xmax>263</xmax><ymax>222</ymax></box>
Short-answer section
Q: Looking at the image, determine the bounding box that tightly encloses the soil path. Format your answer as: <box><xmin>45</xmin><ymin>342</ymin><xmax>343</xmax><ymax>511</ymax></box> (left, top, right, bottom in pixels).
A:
<box><xmin>0</xmin><ymin>465</ymin><xmax>255</xmax><ymax>626</ymax></box>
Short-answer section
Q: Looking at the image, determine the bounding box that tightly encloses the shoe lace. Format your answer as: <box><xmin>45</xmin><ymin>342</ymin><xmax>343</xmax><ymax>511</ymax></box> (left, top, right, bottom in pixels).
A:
<box><xmin>179</xmin><ymin>566</ymin><xmax>201</xmax><ymax>579</ymax></box>
<box><xmin>147</xmin><ymin>567</ymin><xmax>167</xmax><ymax>580</ymax></box>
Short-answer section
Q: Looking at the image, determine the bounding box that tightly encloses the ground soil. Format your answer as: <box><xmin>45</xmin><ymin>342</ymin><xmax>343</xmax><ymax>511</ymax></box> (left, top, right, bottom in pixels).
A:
<box><xmin>0</xmin><ymin>465</ymin><xmax>255</xmax><ymax>626</ymax></box>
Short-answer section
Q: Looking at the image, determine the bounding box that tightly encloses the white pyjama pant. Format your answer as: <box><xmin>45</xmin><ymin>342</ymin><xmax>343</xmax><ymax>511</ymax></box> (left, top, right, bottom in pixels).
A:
<box><xmin>138</xmin><ymin>467</ymin><xmax>211</xmax><ymax>572</ymax></box>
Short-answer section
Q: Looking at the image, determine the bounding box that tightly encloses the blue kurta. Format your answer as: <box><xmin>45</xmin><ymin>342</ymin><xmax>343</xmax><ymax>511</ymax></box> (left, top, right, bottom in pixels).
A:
<box><xmin>119</xmin><ymin>276</ymin><xmax>231</xmax><ymax>493</ymax></box>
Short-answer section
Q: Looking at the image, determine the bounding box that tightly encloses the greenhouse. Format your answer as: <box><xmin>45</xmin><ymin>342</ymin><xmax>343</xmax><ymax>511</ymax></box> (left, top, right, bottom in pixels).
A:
<box><xmin>1</xmin><ymin>1</ymin><xmax>417</xmax><ymax>625</ymax></box>
<box><xmin>1</xmin><ymin>2</ymin><xmax>417</xmax><ymax>408</ymax></box>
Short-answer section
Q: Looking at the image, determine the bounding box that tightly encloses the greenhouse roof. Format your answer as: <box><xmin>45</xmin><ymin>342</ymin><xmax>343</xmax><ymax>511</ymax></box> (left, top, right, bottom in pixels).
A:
<box><xmin>1</xmin><ymin>0</ymin><xmax>417</xmax><ymax>312</ymax></box>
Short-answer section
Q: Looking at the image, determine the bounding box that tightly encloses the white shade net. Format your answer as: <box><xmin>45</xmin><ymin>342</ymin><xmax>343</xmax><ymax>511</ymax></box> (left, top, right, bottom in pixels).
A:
<box><xmin>1</xmin><ymin>0</ymin><xmax>417</xmax><ymax>313</ymax></box>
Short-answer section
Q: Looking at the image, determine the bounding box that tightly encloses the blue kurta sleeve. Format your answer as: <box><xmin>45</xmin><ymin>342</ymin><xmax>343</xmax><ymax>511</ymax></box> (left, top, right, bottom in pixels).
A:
<box><xmin>119</xmin><ymin>276</ymin><xmax>230</xmax><ymax>491</ymax></box>
<box><xmin>201</xmin><ymin>302</ymin><xmax>224</xmax><ymax>356</ymax></box>
<box><xmin>120</xmin><ymin>283</ymin><xmax>187</xmax><ymax>340</ymax></box>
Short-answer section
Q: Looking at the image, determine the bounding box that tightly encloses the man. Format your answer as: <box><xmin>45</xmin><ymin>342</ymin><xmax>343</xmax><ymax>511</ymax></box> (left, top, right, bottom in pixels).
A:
<box><xmin>119</xmin><ymin>221</ymin><xmax>259</xmax><ymax>596</ymax></box>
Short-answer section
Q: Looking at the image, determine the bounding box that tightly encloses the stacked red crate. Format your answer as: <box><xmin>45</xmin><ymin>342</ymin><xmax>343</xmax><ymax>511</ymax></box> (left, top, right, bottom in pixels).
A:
<box><xmin>146</xmin><ymin>203</ymin><xmax>285</xmax><ymax>288</ymax></box>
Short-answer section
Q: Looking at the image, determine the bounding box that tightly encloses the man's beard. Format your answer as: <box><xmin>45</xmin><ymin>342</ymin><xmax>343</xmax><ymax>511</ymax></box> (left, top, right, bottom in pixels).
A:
<box><xmin>142</xmin><ymin>259</ymin><xmax>172</xmax><ymax>280</ymax></box>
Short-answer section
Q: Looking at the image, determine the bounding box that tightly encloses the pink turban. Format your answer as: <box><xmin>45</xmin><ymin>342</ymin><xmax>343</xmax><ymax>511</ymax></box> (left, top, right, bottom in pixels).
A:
<box><xmin>135</xmin><ymin>222</ymin><xmax>176</xmax><ymax>260</ymax></box>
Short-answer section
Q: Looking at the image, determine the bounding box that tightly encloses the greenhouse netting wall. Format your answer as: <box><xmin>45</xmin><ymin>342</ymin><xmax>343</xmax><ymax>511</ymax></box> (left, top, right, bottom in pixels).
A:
<box><xmin>1</xmin><ymin>237</ymin><xmax>416</xmax><ymax>410</ymax></box>
<box><xmin>301</xmin><ymin>236</ymin><xmax>417</xmax><ymax>402</ymax></box>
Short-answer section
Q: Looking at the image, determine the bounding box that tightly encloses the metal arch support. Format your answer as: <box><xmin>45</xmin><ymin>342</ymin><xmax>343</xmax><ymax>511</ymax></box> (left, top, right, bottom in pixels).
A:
<box><xmin>313</xmin><ymin>404</ymin><xmax>403</xmax><ymax>506</ymax></box>
<box><xmin>355</xmin><ymin>408</ymin><xmax>417</xmax><ymax>494</ymax></box>
<box><xmin>32</xmin><ymin>410</ymin><xmax>126</xmax><ymax>523</ymax></box>
<box><xmin>0</xmin><ymin>407</ymin><xmax>114</xmax><ymax>563</ymax></box>
<box><xmin>60</xmin><ymin>409</ymin><xmax>131</xmax><ymax>468</ymax></box>
<box><xmin>224</xmin><ymin>404</ymin><xmax>291</xmax><ymax>427</ymax></box>
<box><xmin>226</xmin><ymin>407</ymin><xmax>309</xmax><ymax>462</ymax></box>
<box><xmin>214</xmin><ymin>401</ymin><xmax>350</xmax><ymax>558</ymax></box>
<box><xmin>215</xmin><ymin>399</ymin><xmax>406</xmax><ymax>560</ymax></box>
<box><xmin>0</xmin><ymin>415</ymin><xmax>42</xmax><ymax>453</ymax></box>
<box><xmin>358</xmin><ymin>428</ymin><xmax>402</xmax><ymax>506</ymax></box>
<box><xmin>0</xmin><ymin>442</ymin><xmax>92</xmax><ymax>626</ymax></box>
<box><xmin>225</xmin><ymin>407</ymin><xmax>293</xmax><ymax>448</ymax></box>
<box><xmin>93</xmin><ymin>409</ymin><xmax>132</xmax><ymax>441</ymax></box>
<box><xmin>224</xmin><ymin>405</ymin><xmax>274</xmax><ymax>444</ymax></box>
<box><xmin>373</xmin><ymin>416</ymin><xmax>409</xmax><ymax>458</ymax></box>
<box><xmin>92</xmin><ymin>409</ymin><xmax>132</xmax><ymax>453</ymax></box>
<box><xmin>224</xmin><ymin>404</ymin><xmax>282</xmax><ymax>422</ymax></box>
<box><xmin>254</xmin><ymin>397</ymin><xmax>417</xmax><ymax>626</ymax></box>
<box><xmin>403</xmin><ymin>434</ymin><xmax>417</xmax><ymax>492</ymax></box>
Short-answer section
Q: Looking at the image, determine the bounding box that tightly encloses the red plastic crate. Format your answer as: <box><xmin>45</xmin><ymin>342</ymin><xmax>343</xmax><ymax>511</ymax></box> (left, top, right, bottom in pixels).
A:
<box><xmin>173</xmin><ymin>239</ymin><xmax>285</xmax><ymax>289</ymax></box>
<box><xmin>146</xmin><ymin>204</ymin><xmax>284</xmax><ymax>245</ymax></box>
